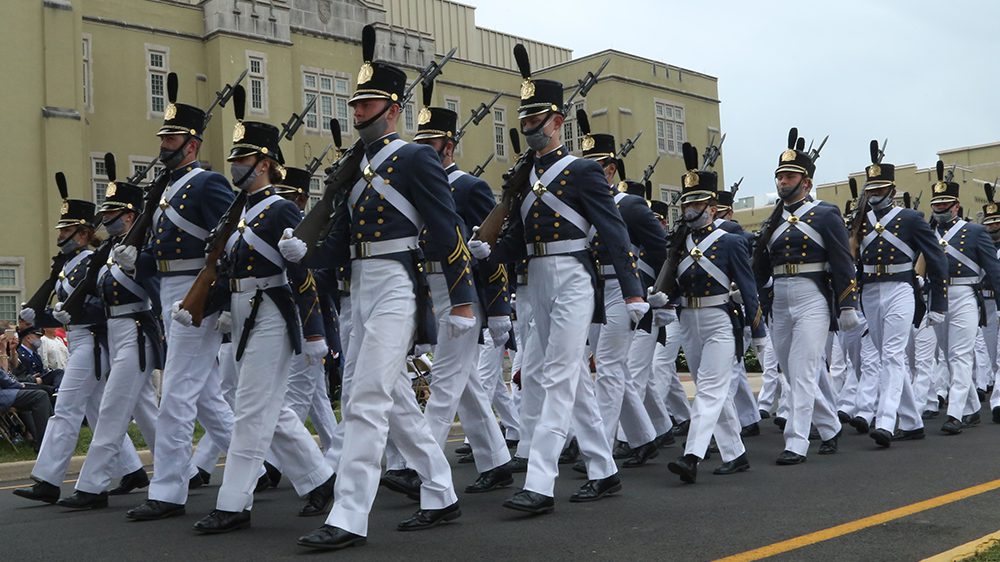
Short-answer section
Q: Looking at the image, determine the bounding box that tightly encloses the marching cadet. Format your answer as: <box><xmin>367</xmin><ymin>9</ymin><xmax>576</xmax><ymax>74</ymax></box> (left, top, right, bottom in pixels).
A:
<box><xmin>981</xmin><ymin>185</ymin><xmax>1000</xmax><ymax>421</ymax></box>
<box><xmin>468</xmin><ymin>44</ymin><xmax>642</xmax><ymax>514</ymax></box>
<box><xmin>577</xmin><ymin>118</ymin><xmax>666</xmax><ymax>467</ymax></box>
<box><xmin>120</xmin><ymin>75</ymin><xmax>237</xmax><ymax>521</ymax></box>
<box><xmin>396</xmin><ymin>81</ymin><xmax>514</xmax><ymax>493</ymax></box>
<box><xmin>753</xmin><ymin>128</ymin><xmax>855</xmax><ymax>465</ymax></box>
<box><xmin>187</xmin><ymin>99</ymin><xmax>335</xmax><ymax>533</ymax></box>
<box><xmin>928</xmin><ymin>163</ymin><xmax>1000</xmax><ymax>434</ymax></box>
<box><xmin>851</xmin><ymin>143</ymin><xmax>947</xmax><ymax>446</ymax></box>
<box><xmin>282</xmin><ymin>25</ymin><xmax>472</xmax><ymax>550</ymax></box>
<box><xmin>14</xmin><ymin>180</ymin><xmax>145</xmax><ymax>504</ymax></box>
<box><xmin>57</xmin><ymin>158</ymin><xmax>162</xmax><ymax>509</ymax></box>
<box><xmin>650</xmin><ymin>142</ymin><xmax>765</xmax><ymax>483</ymax></box>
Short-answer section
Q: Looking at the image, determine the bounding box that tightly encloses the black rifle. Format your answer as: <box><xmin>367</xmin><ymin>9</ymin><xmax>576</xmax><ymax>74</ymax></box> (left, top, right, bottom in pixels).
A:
<box><xmin>453</xmin><ymin>92</ymin><xmax>502</xmax><ymax>144</ymax></box>
<box><xmin>563</xmin><ymin>58</ymin><xmax>609</xmax><ymax>113</ymax></box>
<box><xmin>470</xmin><ymin>153</ymin><xmax>494</xmax><ymax>178</ymax></box>
<box><xmin>641</xmin><ymin>155</ymin><xmax>661</xmax><ymax>185</ymax></box>
<box><xmin>617</xmin><ymin>130</ymin><xmax>642</xmax><ymax>160</ymax></box>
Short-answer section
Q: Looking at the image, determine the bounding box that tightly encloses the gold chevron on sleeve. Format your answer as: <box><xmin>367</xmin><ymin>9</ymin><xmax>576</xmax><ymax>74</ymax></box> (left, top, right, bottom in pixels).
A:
<box><xmin>838</xmin><ymin>279</ymin><xmax>857</xmax><ymax>304</ymax></box>
<box><xmin>447</xmin><ymin>226</ymin><xmax>472</xmax><ymax>265</ymax></box>
<box><xmin>488</xmin><ymin>264</ymin><xmax>508</xmax><ymax>284</ymax></box>
<box><xmin>297</xmin><ymin>270</ymin><xmax>317</xmax><ymax>294</ymax></box>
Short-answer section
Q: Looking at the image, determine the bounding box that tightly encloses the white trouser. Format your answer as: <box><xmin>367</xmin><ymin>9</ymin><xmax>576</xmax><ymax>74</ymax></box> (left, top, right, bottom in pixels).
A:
<box><xmin>679</xmin><ymin>307</ymin><xmax>745</xmax><ymax>462</ymax></box>
<box><xmin>148</xmin><ymin>274</ymin><xmax>232</xmax><ymax>505</ymax></box>
<box><xmin>324</xmin><ymin>295</ymin><xmax>353</xmax><ymax>472</ymax></box>
<box><xmin>771</xmin><ymin>277</ymin><xmax>842</xmax><ymax>456</ymax></box>
<box><xmin>829</xmin><ymin>331</ymin><xmax>849</xmax><ymax>394</ymax></box>
<box><xmin>191</xmin><ymin>342</ymin><xmax>239</xmax><ymax>475</ymax></box>
<box><xmin>864</xmin><ymin>282</ymin><xmax>922</xmax><ymax>432</ymax></box>
<box><xmin>76</xmin><ymin>318</ymin><xmax>159</xmax><ymax>493</ymax></box>
<box><xmin>32</xmin><ymin>328</ymin><xmax>139</xmax><ymax>486</ymax></box>
<box><xmin>524</xmin><ymin>256</ymin><xmax>615</xmax><ymax>496</ymax></box>
<box><xmin>617</xmin><ymin>326</ymin><xmax>662</xmax><ymax>446</ymax></box>
<box><xmin>284</xmin><ymin>342</ymin><xmax>337</xmax><ymax>451</ymax></box>
<box><xmin>974</xmin><ymin>324</ymin><xmax>993</xmax><ymax>392</ymax></box>
<box><xmin>216</xmin><ymin>292</ymin><xmax>332</xmax><ymax>512</ymax></box>
<box><xmin>421</xmin><ymin>274</ymin><xmax>509</xmax><ymax>473</ymax></box>
<box><xmin>478</xmin><ymin>337</ymin><xmax>520</xmax><ymax>441</ymax></box>
<box><xmin>514</xmin><ymin>284</ymin><xmax>544</xmax><ymax>459</ymax></box>
<box><xmin>909</xmin><ymin>320</ymin><xmax>939</xmax><ymax>412</ymax></box>
<box><xmin>643</xmin><ymin>327</ymin><xmax>681</xmax><ymax>434</ymax></box>
<box><xmin>729</xmin><ymin>327</ymin><xmax>762</xmax><ymax>428</ymax></box>
<box><xmin>933</xmin><ymin>286</ymin><xmax>979</xmax><ymax>420</ymax></box>
<box><xmin>835</xmin><ymin>316</ymin><xmax>866</xmax><ymax>414</ymax></box>
<box><xmin>326</xmin><ymin>259</ymin><xmax>455</xmax><ymax>537</ymax></box>
<box><xmin>756</xmin><ymin>331</ymin><xmax>782</xmax><ymax>414</ymax></box>
<box><xmin>982</xmin><ymin>301</ymin><xmax>999</xmax><ymax>393</ymax></box>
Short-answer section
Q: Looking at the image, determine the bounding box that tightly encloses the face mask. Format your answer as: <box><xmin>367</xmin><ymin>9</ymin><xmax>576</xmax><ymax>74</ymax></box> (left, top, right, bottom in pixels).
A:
<box><xmin>776</xmin><ymin>180</ymin><xmax>803</xmax><ymax>202</ymax></box>
<box><xmin>356</xmin><ymin>111</ymin><xmax>390</xmax><ymax>145</ymax></box>
<box><xmin>159</xmin><ymin>142</ymin><xmax>188</xmax><ymax>170</ymax></box>
<box><xmin>932</xmin><ymin>210</ymin><xmax>953</xmax><ymax>223</ymax></box>
<box><xmin>868</xmin><ymin>190</ymin><xmax>894</xmax><ymax>210</ymax></box>
<box><xmin>522</xmin><ymin>113</ymin><xmax>555</xmax><ymax>153</ymax></box>
<box><xmin>683</xmin><ymin>206</ymin><xmax>711</xmax><ymax>230</ymax></box>
<box><xmin>103</xmin><ymin>215</ymin><xmax>127</xmax><ymax>237</ymax></box>
<box><xmin>29</xmin><ymin>339</ymin><xmax>41</xmax><ymax>350</ymax></box>
<box><xmin>230</xmin><ymin>163</ymin><xmax>260</xmax><ymax>190</ymax></box>
<box><xmin>57</xmin><ymin>233</ymin><xmax>81</xmax><ymax>255</ymax></box>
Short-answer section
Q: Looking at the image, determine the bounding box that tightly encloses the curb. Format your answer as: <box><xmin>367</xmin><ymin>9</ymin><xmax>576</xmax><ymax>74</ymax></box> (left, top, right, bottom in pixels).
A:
<box><xmin>0</xmin><ymin>449</ymin><xmax>154</xmax><ymax>484</ymax></box>
<box><xmin>922</xmin><ymin>529</ymin><xmax>1000</xmax><ymax>562</ymax></box>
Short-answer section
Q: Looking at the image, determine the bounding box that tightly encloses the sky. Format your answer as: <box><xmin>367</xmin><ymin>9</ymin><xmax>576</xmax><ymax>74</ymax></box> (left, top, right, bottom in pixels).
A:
<box><xmin>467</xmin><ymin>0</ymin><xmax>1000</xmax><ymax>200</ymax></box>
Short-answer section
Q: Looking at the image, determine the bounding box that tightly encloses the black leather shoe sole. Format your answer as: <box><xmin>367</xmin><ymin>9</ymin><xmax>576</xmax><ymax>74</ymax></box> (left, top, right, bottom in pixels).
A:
<box><xmin>193</xmin><ymin>517</ymin><xmax>250</xmax><ymax>534</ymax></box>
<box><xmin>870</xmin><ymin>429</ymin><xmax>892</xmax><ymax>448</ymax></box>
<box><xmin>502</xmin><ymin>497</ymin><xmax>554</xmax><ymax>514</ymax></box>
<box><xmin>12</xmin><ymin>489</ymin><xmax>59</xmax><ymax>504</ymax></box>
<box><xmin>397</xmin><ymin>507</ymin><xmax>461</xmax><ymax>531</ymax></box>
<box><xmin>126</xmin><ymin>504</ymin><xmax>185</xmax><ymax>521</ymax></box>
<box><xmin>569</xmin><ymin>481</ymin><xmax>622</xmax><ymax>502</ymax></box>
<box><xmin>57</xmin><ymin>495</ymin><xmax>108</xmax><ymax>510</ymax></box>
<box><xmin>464</xmin><ymin>475</ymin><xmax>513</xmax><ymax>494</ymax></box>
<box><xmin>666</xmin><ymin>462</ymin><xmax>696</xmax><ymax>484</ymax></box>
<box><xmin>297</xmin><ymin>535</ymin><xmax>367</xmax><ymax>550</ymax></box>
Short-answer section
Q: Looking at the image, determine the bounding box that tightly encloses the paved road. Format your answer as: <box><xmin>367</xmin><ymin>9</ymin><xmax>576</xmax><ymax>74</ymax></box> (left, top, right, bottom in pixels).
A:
<box><xmin>4</xmin><ymin>407</ymin><xmax>1000</xmax><ymax>561</ymax></box>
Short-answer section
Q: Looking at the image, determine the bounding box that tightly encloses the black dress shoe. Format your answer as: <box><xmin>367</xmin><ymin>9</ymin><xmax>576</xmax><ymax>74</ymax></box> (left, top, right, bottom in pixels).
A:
<box><xmin>571</xmin><ymin>460</ymin><xmax>587</xmax><ymax>474</ymax></box>
<box><xmin>849</xmin><ymin>416</ymin><xmax>870</xmax><ymax>434</ymax></box>
<box><xmin>254</xmin><ymin>473</ymin><xmax>271</xmax><ymax>494</ymax></box>
<box><xmin>837</xmin><ymin>410</ymin><xmax>852</xmax><ymax>424</ymax></box>
<box><xmin>189</xmin><ymin>472</ymin><xmax>205</xmax><ymax>490</ymax></box>
<box><xmin>623</xmin><ymin>441</ymin><xmax>659</xmax><ymax>468</ymax></box>
<box><xmin>507</xmin><ymin>456</ymin><xmax>528</xmax><ymax>473</ymax></box>
<box><xmin>938</xmin><ymin>395</ymin><xmax>947</xmax><ymax>409</ymax></box>
<box><xmin>455</xmin><ymin>443</ymin><xmax>472</xmax><ymax>455</ymax></box>
<box><xmin>465</xmin><ymin>466</ymin><xmax>513</xmax><ymax>493</ymax></box>
<box><xmin>962</xmin><ymin>412</ymin><xmax>982</xmax><ymax>427</ymax></box>
<box><xmin>775</xmin><ymin>450</ymin><xmax>807</xmax><ymax>465</ymax></box>
<box><xmin>13</xmin><ymin>480</ymin><xmax>60</xmax><ymax>504</ymax></box>
<box><xmin>993</xmin><ymin>406</ymin><xmax>1000</xmax><ymax>424</ymax></box>
<box><xmin>818</xmin><ymin>429</ymin><xmax>841</xmax><ymax>455</ymax></box>
<box><xmin>892</xmin><ymin>428</ymin><xmax>926</xmax><ymax>441</ymax></box>
<box><xmin>57</xmin><ymin>490</ymin><xmax>108</xmax><ymax>510</ymax></box>
<box><xmin>740</xmin><ymin>423</ymin><xmax>760</xmax><ymax>437</ymax></box>
<box><xmin>808</xmin><ymin>427</ymin><xmax>820</xmax><ymax>440</ymax></box>
<box><xmin>713</xmin><ymin>453</ymin><xmax>750</xmax><ymax>475</ymax></box>
<box><xmin>672</xmin><ymin>419</ymin><xmax>691</xmax><ymax>436</ymax></box>
<box><xmin>297</xmin><ymin>525</ymin><xmax>366</xmax><ymax>550</ymax></box>
<box><xmin>570</xmin><ymin>473</ymin><xmax>621</xmax><ymax>502</ymax></box>
<box><xmin>654</xmin><ymin>432</ymin><xmax>676</xmax><ymax>448</ymax></box>
<box><xmin>299</xmin><ymin>474</ymin><xmax>336</xmax><ymax>517</ymax></box>
<box><xmin>558</xmin><ymin>438</ymin><xmax>580</xmax><ymax>464</ymax></box>
<box><xmin>457</xmin><ymin>453</ymin><xmax>475</xmax><ymax>464</ymax></box>
<box><xmin>667</xmin><ymin>454</ymin><xmax>699</xmax><ymax>484</ymax></box>
<box><xmin>505</xmin><ymin>439</ymin><xmax>519</xmax><ymax>449</ymax></box>
<box><xmin>380</xmin><ymin>468</ymin><xmax>421</xmax><ymax>501</ymax></box>
<box><xmin>759</xmin><ymin>409</ymin><xmax>771</xmax><ymax>420</ymax></box>
<box><xmin>869</xmin><ymin>428</ymin><xmax>892</xmax><ymax>448</ymax></box>
<box><xmin>503</xmin><ymin>490</ymin><xmax>555</xmax><ymax>514</ymax></box>
<box><xmin>193</xmin><ymin>509</ymin><xmax>250</xmax><ymax>534</ymax></box>
<box><xmin>942</xmin><ymin>416</ymin><xmax>964</xmax><ymax>435</ymax></box>
<box><xmin>397</xmin><ymin>501</ymin><xmax>461</xmax><ymax>531</ymax></box>
<box><xmin>773</xmin><ymin>416</ymin><xmax>787</xmax><ymax>431</ymax></box>
<box><xmin>978</xmin><ymin>388</ymin><xmax>988</xmax><ymax>402</ymax></box>
<box><xmin>263</xmin><ymin>461</ymin><xmax>282</xmax><ymax>488</ymax></box>
<box><xmin>922</xmin><ymin>409</ymin><xmax>940</xmax><ymax>420</ymax></box>
<box><xmin>126</xmin><ymin>500</ymin><xmax>185</xmax><ymax>521</ymax></box>
<box><xmin>108</xmin><ymin>468</ymin><xmax>149</xmax><ymax>496</ymax></box>
<box><xmin>612</xmin><ymin>440</ymin><xmax>633</xmax><ymax>460</ymax></box>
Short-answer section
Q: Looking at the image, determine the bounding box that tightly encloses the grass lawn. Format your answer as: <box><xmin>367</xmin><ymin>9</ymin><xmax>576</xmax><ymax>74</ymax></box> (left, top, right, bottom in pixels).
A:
<box><xmin>964</xmin><ymin>540</ymin><xmax>1000</xmax><ymax>561</ymax></box>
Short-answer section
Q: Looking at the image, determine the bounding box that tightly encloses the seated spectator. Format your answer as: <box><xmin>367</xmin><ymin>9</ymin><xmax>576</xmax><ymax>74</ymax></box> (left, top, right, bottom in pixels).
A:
<box><xmin>14</xmin><ymin>327</ymin><xmax>62</xmax><ymax>392</ymax></box>
<box><xmin>40</xmin><ymin>328</ymin><xmax>68</xmax><ymax>371</ymax></box>
<box><xmin>0</xmin><ymin>364</ymin><xmax>53</xmax><ymax>452</ymax></box>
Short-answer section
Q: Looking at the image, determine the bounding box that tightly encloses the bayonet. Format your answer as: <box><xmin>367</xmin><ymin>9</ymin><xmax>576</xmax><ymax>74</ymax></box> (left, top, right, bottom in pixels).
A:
<box><xmin>807</xmin><ymin>134</ymin><xmax>829</xmax><ymax>162</ymax></box>
<box><xmin>641</xmin><ymin>154</ymin><xmax>661</xmax><ymax>184</ymax></box>
<box><xmin>563</xmin><ymin>58</ymin><xmax>609</xmax><ymax>113</ymax></box>
<box><xmin>701</xmin><ymin>133</ymin><xmax>725</xmax><ymax>170</ymax></box>
<box><xmin>617</xmin><ymin>130</ymin><xmax>642</xmax><ymax>160</ymax></box>
<box><xmin>454</xmin><ymin>91</ymin><xmax>503</xmax><ymax>143</ymax></box>
<box><xmin>470</xmin><ymin>153</ymin><xmax>494</xmax><ymax>178</ymax></box>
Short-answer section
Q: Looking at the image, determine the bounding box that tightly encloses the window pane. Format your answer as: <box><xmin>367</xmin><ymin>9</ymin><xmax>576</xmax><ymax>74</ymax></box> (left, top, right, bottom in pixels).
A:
<box><xmin>0</xmin><ymin>268</ymin><xmax>15</xmax><ymax>287</ymax></box>
<box><xmin>250</xmin><ymin>58</ymin><xmax>261</xmax><ymax>74</ymax></box>
<box><xmin>251</xmin><ymin>78</ymin><xmax>263</xmax><ymax>109</ymax></box>
<box><xmin>304</xmin><ymin>74</ymin><xmax>316</xmax><ymax>89</ymax></box>
<box><xmin>149</xmin><ymin>52</ymin><xmax>163</xmax><ymax>68</ymax></box>
<box><xmin>320</xmin><ymin>76</ymin><xmax>333</xmax><ymax>92</ymax></box>
<box><xmin>336</xmin><ymin>98</ymin><xmax>348</xmax><ymax>130</ymax></box>
<box><xmin>150</xmin><ymin>73</ymin><xmax>164</xmax><ymax>113</ymax></box>
<box><xmin>321</xmin><ymin>95</ymin><xmax>333</xmax><ymax>118</ymax></box>
<box><xmin>335</xmin><ymin>78</ymin><xmax>348</xmax><ymax>95</ymax></box>
<box><xmin>305</xmin><ymin>93</ymin><xmax>317</xmax><ymax>128</ymax></box>
<box><xmin>0</xmin><ymin>294</ymin><xmax>16</xmax><ymax>323</ymax></box>
<box><xmin>494</xmin><ymin>108</ymin><xmax>504</xmax><ymax>122</ymax></box>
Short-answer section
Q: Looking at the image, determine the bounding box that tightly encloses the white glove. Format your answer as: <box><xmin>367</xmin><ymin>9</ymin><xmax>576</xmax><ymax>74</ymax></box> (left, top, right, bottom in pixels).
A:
<box><xmin>487</xmin><ymin>316</ymin><xmax>513</xmax><ymax>347</ymax></box>
<box><xmin>926</xmin><ymin>311</ymin><xmax>945</xmax><ymax>326</ymax></box>
<box><xmin>278</xmin><ymin>228</ymin><xmax>307</xmax><ymax>263</ymax></box>
<box><xmin>838</xmin><ymin>308</ymin><xmax>859</xmax><ymax>332</ymax></box>
<box><xmin>752</xmin><ymin>337</ymin><xmax>767</xmax><ymax>357</ymax></box>
<box><xmin>646</xmin><ymin>287</ymin><xmax>668</xmax><ymax>308</ymax></box>
<box><xmin>52</xmin><ymin>302</ymin><xmax>71</xmax><ymax>325</ymax></box>
<box><xmin>447</xmin><ymin>313</ymin><xmax>478</xmax><ymax>340</ymax></box>
<box><xmin>303</xmin><ymin>338</ymin><xmax>329</xmax><ymax>366</ymax></box>
<box><xmin>112</xmin><ymin>244</ymin><xmax>137</xmax><ymax>272</ymax></box>
<box><xmin>19</xmin><ymin>307</ymin><xmax>35</xmax><ymax>325</ymax></box>
<box><xmin>627</xmin><ymin>301</ymin><xmax>650</xmax><ymax>325</ymax></box>
<box><xmin>171</xmin><ymin>301</ymin><xmax>193</xmax><ymax>327</ymax></box>
<box><xmin>215</xmin><ymin>311</ymin><xmax>232</xmax><ymax>334</ymax></box>
<box><xmin>729</xmin><ymin>284</ymin><xmax>744</xmax><ymax>305</ymax></box>
<box><xmin>916</xmin><ymin>275</ymin><xmax>926</xmax><ymax>289</ymax></box>
<box><xmin>652</xmin><ymin>308</ymin><xmax>677</xmax><ymax>327</ymax></box>
<box><xmin>468</xmin><ymin>238</ymin><xmax>491</xmax><ymax>260</ymax></box>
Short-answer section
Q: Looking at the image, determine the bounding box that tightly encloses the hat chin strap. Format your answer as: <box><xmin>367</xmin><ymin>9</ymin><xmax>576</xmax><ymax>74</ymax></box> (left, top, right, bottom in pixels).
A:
<box><xmin>354</xmin><ymin>100</ymin><xmax>396</xmax><ymax>135</ymax></box>
<box><xmin>521</xmin><ymin>111</ymin><xmax>555</xmax><ymax>137</ymax></box>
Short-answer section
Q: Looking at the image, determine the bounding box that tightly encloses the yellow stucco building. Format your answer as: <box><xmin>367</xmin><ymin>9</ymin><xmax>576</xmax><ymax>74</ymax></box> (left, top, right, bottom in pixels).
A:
<box><xmin>0</xmin><ymin>0</ymin><xmax>724</xmax><ymax>322</ymax></box>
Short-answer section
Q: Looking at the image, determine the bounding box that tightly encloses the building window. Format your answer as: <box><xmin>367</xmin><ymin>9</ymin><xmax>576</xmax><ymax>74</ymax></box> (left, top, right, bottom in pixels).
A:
<box><xmin>82</xmin><ymin>35</ymin><xmax>93</xmax><ymax>112</ymax></box>
<box><xmin>247</xmin><ymin>52</ymin><xmax>268</xmax><ymax>114</ymax></box>
<box><xmin>308</xmin><ymin>176</ymin><xmax>322</xmax><ymax>211</ymax></box>
<box><xmin>655</xmin><ymin>101</ymin><xmax>685</xmax><ymax>155</ymax></box>
<box><xmin>493</xmin><ymin>107</ymin><xmax>507</xmax><ymax>159</ymax></box>
<box><xmin>146</xmin><ymin>45</ymin><xmax>169</xmax><ymax>116</ymax></box>
<box><xmin>303</xmin><ymin>70</ymin><xmax>350</xmax><ymax>135</ymax></box>
<box><xmin>660</xmin><ymin>185</ymin><xmax>681</xmax><ymax>227</ymax></box>
<box><xmin>444</xmin><ymin>97</ymin><xmax>461</xmax><ymax>155</ymax></box>
<box><xmin>129</xmin><ymin>157</ymin><xmax>164</xmax><ymax>183</ymax></box>
<box><xmin>92</xmin><ymin>155</ymin><xmax>109</xmax><ymax>206</ymax></box>
<box><xmin>562</xmin><ymin>102</ymin><xmax>585</xmax><ymax>153</ymax></box>
<box><xmin>0</xmin><ymin>260</ymin><xmax>23</xmax><ymax>324</ymax></box>
<box><xmin>403</xmin><ymin>101</ymin><xmax>416</xmax><ymax>133</ymax></box>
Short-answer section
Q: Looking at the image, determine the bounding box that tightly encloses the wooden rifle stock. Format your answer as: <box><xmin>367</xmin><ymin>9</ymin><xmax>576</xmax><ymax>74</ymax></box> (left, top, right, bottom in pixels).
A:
<box><xmin>475</xmin><ymin>151</ymin><xmax>534</xmax><ymax>246</ymax></box>
<box><xmin>293</xmin><ymin>139</ymin><xmax>365</xmax><ymax>259</ymax></box>
<box><xmin>23</xmin><ymin>254</ymin><xmax>69</xmax><ymax>313</ymax></box>
<box><xmin>122</xmin><ymin>170</ymin><xmax>170</xmax><ymax>250</ymax></box>
<box><xmin>180</xmin><ymin>190</ymin><xmax>248</xmax><ymax>327</ymax></box>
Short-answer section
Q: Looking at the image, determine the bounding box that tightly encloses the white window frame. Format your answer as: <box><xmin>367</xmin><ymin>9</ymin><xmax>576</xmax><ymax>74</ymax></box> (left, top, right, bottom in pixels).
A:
<box><xmin>128</xmin><ymin>155</ymin><xmax>164</xmax><ymax>184</ymax></box>
<box><xmin>493</xmin><ymin>106</ymin><xmax>507</xmax><ymax>161</ymax></box>
<box><xmin>307</xmin><ymin>175</ymin><xmax>323</xmax><ymax>211</ymax></box>
<box><xmin>444</xmin><ymin>96</ymin><xmax>461</xmax><ymax>156</ymax></box>
<box><xmin>145</xmin><ymin>44</ymin><xmax>170</xmax><ymax>119</ymax></box>
<box><xmin>562</xmin><ymin>101</ymin><xmax>585</xmax><ymax>153</ymax></box>
<box><xmin>660</xmin><ymin>184</ymin><xmax>681</xmax><ymax>228</ymax></box>
<box><xmin>82</xmin><ymin>34</ymin><xmax>94</xmax><ymax>113</ymax></box>
<box><xmin>247</xmin><ymin>51</ymin><xmax>268</xmax><ymax>116</ymax></box>
<box><xmin>91</xmin><ymin>153</ymin><xmax>109</xmax><ymax>206</ymax></box>
<box><xmin>302</xmin><ymin>67</ymin><xmax>351</xmax><ymax>137</ymax></box>
<box><xmin>403</xmin><ymin>101</ymin><xmax>416</xmax><ymax>134</ymax></box>
<box><xmin>654</xmin><ymin>99</ymin><xmax>685</xmax><ymax>156</ymax></box>
<box><xmin>0</xmin><ymin>257</ymin><xmax>25</xmax><ymax>325</ymax></box>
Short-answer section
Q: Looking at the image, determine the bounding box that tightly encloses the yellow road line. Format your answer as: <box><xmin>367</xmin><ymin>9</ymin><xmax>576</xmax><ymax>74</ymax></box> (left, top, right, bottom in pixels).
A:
<box><xmin>717</xmin><ymin>478</ymin><xmax>1000</xmax><ymax>562</ymax></box>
